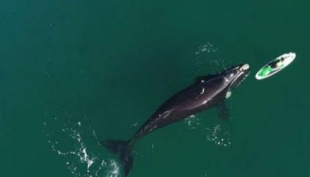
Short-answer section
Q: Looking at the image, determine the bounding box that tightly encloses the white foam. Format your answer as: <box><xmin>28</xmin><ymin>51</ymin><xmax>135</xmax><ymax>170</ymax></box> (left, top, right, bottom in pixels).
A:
<box><xmin>208</xmin><ymin>125</ymin><xmax>232</xmax><ymax>147</ymax></box>
<box><xmin>185</xmin><ymin>116</ymin><xmax>232</xmax><ymax>148</ymax></box>
<box><xmin>194</xmin><ymin>42</ymin><xmax>226</xmax><ymax>76</ymax></box>
<box><xmin>107</xmin><ymin>160</ymin><xmax>120</xmax><ymax>177</ymax></box>
<box><xmin>195</xmin><ymin>42</ymin><xmax>218</xmax><ymax>55</ymax></box>
<box><xmin>43</xmin><ymin>116</ymin><xmax>121</xmax><ymax>177</ymax></box>
<box><xmin>185</xmin><ymin>115</ymin><xmax>201</xmax><ymax>129</ymax></box>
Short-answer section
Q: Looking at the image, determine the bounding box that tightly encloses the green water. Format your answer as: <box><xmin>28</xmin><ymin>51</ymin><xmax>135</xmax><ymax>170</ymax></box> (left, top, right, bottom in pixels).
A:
<box><xmin>1</xmin><ymin>0</ymin><xmax>310</xmax><ymax>176</ymax></box>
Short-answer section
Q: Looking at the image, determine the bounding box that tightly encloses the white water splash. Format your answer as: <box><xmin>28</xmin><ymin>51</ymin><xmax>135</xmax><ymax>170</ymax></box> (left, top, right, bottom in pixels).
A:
<box><xmin>184</xmin><ymin>116</ymin><xmax>232</xmax><ymax>148</ymax></box>
<box><xmin>194</xmin><ymin>42</ymin><xmax>226</xmax><ymax>76</ymax></box>
<box><xmin>195</xmin><ymin>42</ymin><xmax>218</xmax><ymax>55</ymax></box>
<box><xmin>205</xmin><ymin>124</ymin><xmax>231</xmax><ymax>147</ymax></box>
<box><xmin>43</xmin><ymin>112</ymin><xmax>121</xmax><ymax>177</ymax></box>
<box><xmin>107</xmin><ymin>160</ymin><xmax>120</xmax><ymax>177</ymax></box>
<box><xmin>184</xmin><ymin>115</ymin><xmax>201</xmax><ymax>130</ymax></box>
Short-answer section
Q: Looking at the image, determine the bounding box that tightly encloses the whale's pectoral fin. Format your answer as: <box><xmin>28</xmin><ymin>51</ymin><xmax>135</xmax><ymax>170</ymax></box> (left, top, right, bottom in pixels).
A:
<box><xmin>216</xmin><ymin>101</ymin><xmax>230</xmax><ymax>120</ymax></box>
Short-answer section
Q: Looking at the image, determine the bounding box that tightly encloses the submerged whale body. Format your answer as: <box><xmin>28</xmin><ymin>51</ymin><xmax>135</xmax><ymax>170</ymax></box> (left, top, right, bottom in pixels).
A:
<box><xmin>101</xmin><ymin>63</ymin><xmax>250</xmax><ymax>176</ymax></box>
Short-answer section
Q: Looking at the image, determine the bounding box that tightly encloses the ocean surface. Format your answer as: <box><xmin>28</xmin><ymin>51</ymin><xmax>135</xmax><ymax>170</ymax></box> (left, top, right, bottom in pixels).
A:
<box><xmin>1</xmin><ymin>0</ymin><xmax>310</xmax><ymax>177</ymax></box>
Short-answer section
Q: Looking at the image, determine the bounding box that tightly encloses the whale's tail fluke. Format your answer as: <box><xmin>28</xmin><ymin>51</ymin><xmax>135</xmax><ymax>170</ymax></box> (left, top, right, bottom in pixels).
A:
<box><xmin>100</xmin><ymin>139</ymin><xmax>134</xmax><ymax>177</ymax></box>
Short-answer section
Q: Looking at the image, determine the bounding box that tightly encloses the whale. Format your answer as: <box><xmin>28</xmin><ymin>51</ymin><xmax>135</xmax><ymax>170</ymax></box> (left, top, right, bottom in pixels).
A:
<box><xmin>100</xmin><ymin>63</ymin><xmax>250</xmax><ymax>176</ymax></box>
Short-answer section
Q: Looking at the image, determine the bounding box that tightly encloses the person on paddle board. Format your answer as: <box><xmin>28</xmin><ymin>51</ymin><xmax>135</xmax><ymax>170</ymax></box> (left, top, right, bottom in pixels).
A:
<box><xmin>260</xmin><ymin>57</ymin><xmax>285</xmax><ymax>76</ymax></box>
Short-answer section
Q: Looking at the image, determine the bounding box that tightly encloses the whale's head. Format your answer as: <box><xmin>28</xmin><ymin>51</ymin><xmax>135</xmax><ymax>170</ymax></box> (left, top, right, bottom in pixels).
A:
<box><xmin>221</xmin><ymin>63</ymin><xmax>250</xmax><ymax>90</ymax></box>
